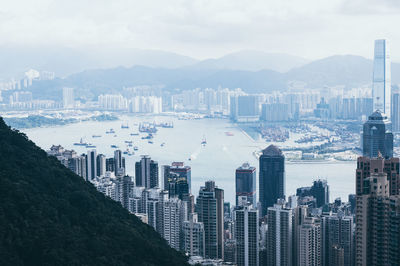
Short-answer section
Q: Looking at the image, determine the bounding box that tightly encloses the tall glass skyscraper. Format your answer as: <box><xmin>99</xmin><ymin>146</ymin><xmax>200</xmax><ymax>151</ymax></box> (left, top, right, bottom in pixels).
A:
<box><xmin>362</xmin><ymin>110</ymin><xmax>393</xmax><ymax>159</ymax></box>
<box><xmin>372</xmin><ymin>39</ymin><xmax>391</xmax><ymax>118</ymax></box>
<box><xmin>259</xmin><ymin>145</ymin><xmax>285</xmax><ymax>216</ymax></box>
<box><xmin>235</xmin><ymin>163</ymin><xmax>256</xmax><ymax>207</ymax></box>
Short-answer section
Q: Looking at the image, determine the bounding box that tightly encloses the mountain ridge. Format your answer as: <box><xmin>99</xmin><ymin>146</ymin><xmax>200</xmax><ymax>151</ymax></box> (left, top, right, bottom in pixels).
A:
<box><xmin>0</xmin><ymin>117</ymin><xmax>188</xmax><ymax>266</ymax></box>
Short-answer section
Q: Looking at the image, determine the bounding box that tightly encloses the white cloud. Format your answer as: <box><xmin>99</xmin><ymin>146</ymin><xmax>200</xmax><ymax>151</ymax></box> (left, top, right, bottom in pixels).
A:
<box><xmin>0</xmin><ymin>0</ymin><xmax>399</xmax><ymax>60</ymax></box>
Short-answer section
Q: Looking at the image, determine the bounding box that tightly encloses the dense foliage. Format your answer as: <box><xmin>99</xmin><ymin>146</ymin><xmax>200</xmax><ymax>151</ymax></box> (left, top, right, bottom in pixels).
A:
<box><xmin>0</xmin><ymin>117</ymin><xmax>188</xmax><ymax>265</ymax></box>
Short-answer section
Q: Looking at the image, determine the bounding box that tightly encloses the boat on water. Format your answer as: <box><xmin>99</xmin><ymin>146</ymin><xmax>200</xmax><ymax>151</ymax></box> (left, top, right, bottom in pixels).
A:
<box><xmin>141</xmin><ymin>133</ymin><xmax>153</xmax><ymax>140</ymax></box>
<box><xmin>123</xmin><ymin>149</ymin><xmax>133</xmax><ymax>156</ymax></box>
<box><xmin>128</xmin><ymin>143</ymin><xmax>133</xmax><ymax>147</ymax></box>
<box><xmin>110</xmin><ymin>145</ymin><xmax>119</xmax><ymax>148</ymax></box>
<box><xmin>201</xmin><ymin>135</ymin><xmax>207</xmax><ymax>145</ymax></box>
<box><xmin>124</xmin><ymin>140</ymin><xmax>133</xmax><ymax>144</ymax></box>
<box><xmin>121</xmin><ymin>122</ymin><xmax>129</xmax><ymax>129</ymax></box>
<box><xmin>92</xmin><ymin>135</ymin><xmax>102</xmax><ymax>138</ymax></box>
<box><xmin>139</xmin><ymin>122</ymin><xmax>157</xmax><ymax>133</ymax></box>
<box><xmin>74</xmin><ymin>138</ymin><xmax>88</xmax><ymax>146</ymax></box>
<box><xmin>106</xmin><ymin>129</ymin><xmax>115</xmax><ymax>134</ymax></box>
<box><xmin>225</xmin><ymin>132</ymin><xmax>234</xmax><ymax>136</ymax></box>
<box><xmin>161</xmin><ymin>142</ymin><xmax>165</xmax><ymax>147</ymax></box>
<box><xmin>133</xmin><ymin>146</ymin><xmax>138</xmax><ymax>151</ymax></box>
<box><xmin>130</xmin><ymin>132</ymin><xmax>139</xmax><ymax>136</ymax></box>
<box><xmin>86</xmin><ymin>144</ymin><xmax>96</xmax><ymax>148</ymax></box>
<box><xmin>148</xmin><ymin>140</ymin><xmax>154</xmax><ymax>144</ymax></box>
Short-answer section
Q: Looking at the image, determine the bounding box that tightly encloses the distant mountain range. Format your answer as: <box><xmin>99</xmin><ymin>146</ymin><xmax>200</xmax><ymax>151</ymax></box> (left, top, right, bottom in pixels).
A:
<box><xmin>4</xmin><ymin>48</ymin><xmax>400</xmax><ymax>99</ymax></box>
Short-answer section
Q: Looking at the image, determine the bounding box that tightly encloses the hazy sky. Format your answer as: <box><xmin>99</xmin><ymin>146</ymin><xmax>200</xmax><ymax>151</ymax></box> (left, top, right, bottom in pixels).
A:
<box><xmin>1</xmin><ymin>0</ymin><xmax>400</xmax><ymax>60</ymax></box>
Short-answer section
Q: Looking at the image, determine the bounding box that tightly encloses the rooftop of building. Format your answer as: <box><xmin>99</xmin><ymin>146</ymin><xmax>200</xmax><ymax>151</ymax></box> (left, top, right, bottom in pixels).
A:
<box><xmin>262</xmin><ymin>144</ymin><xmax>283</xmax><ymax>156</ymax></box>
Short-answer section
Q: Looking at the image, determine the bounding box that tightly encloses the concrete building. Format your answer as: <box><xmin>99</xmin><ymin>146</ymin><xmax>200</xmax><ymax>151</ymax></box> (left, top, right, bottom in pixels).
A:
<box><xmin>183</xmin><ymin>213</ymin><xmax>205</xmax><ymax>257</ymax></box>
<box><xmin>135</xmin><ymin>155</ymin><xmax>159</xmax><ymax>189</ymax></box>
<box><xmin>267</xmin><ymin>200</ymin><xmax>292</xmax><ymax>266</ymax></box>
<box><xmin>322</xmin><ymin>213</ymin><xmax>354</xmax><ymax>266</ymax></box>
<box><xmin>299</xmin><ymin>217</ymin><xmax>322</xmax><ymax>266</ymax></box>
<box><xmin>235</xmin><ymin>163</ymin><xmax>256</xmax><ymax>207</ymax></box>
<box><xmin>196</xmin><ymin>181</ymin><xmax>224</xmax><ymax>260</ymax></box>
<box><xmin>234</xmin><ymin>199</ymin><xmax>259</xmax><ymax>266</ymax></box>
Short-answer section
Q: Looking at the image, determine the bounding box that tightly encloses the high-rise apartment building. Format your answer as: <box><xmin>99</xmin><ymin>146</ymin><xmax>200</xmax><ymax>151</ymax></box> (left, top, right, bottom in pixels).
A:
<box><xmin>259</xmin><ymin>145</ymin><xmax>285</xmax><ymax>216</ymax></box>
<box><xmin>299</xmin><ymin>217</ymin><xmax>322</xmax><ymax>266</ymax></box>
<box><xmin>162</xmin><ymin>197</ymin><xmax>187</xmax><ymax>250</ymax></box>
<box><xmin>230</xmin><ymin>95</ymin><xmax>259</xmax><ymax>122</ymax></box>
<box><xmin>234</xmin><ymin>199</ymin><xmax>259</xmax><ymax>266</ymax></box>
<box><xmin>87</xmin><ymin>150</ymin><xmax>97</xmax><ymax>180</ymax></box>
<box><xmin>62</xmin><ymin>87</ymin><xmax>74</xmax><ymax>108</ymax></box>
<box><xmin>322</xmin><ymin>213</ymin><xmax>354</xmax><ymax>266</ymax></box>
<box><xmin>235</xmin><ymin>163</ymin><xmax>256</xmax><ymax>207</ymax></box>
<box><xmin>362</xmin><ymin>110</ymin><xmax>393</xmax><ymax>159</ymax></box>
<box><xmin>196</xmin><ymin>181</ymin><xmax>224</xmax><ymax>259</ymax></box>
<box><xmin>267</xmin><ymin>200</ymin><xmax>292</xmax><ymax>266</ymax></box>
<box><xmin>183</xmin><ymin>213</ymin><xmax>205</xmax><ymax>257</ymax></box>
<box><xmin>392</xmin><ymin>90</ymin><xmax>400</xmax><ymax>132</ymax></box>
<box><xmin>372</xmin><ymin>39</ymin><xmax>391</xmax><ymax>117</ymax></box>
<box><xmin>135</xmin><ymin>156</ymin><xmax>159</xmax><ymax>188</ymax></box>
<box><xmin>311</xmin><ymin>180</ymin><xmax>329</xmax><ymax>208</ymax></box>
<box><xmin>96</xmin><ymin>154</ymin><xmax>106</xmax><ymax>177</ymax></box>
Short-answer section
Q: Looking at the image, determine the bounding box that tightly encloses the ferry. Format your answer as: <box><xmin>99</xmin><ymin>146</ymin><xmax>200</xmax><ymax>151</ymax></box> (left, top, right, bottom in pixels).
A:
<box><xmin>106</xmin><ymin>129</ymin><xmax>115</xmax><ymax>134</ymax></box>
<box><xmin>139</xmin><ymin>122</ymin><xmax>157</xmax><ymax>133</ymax></box>
<box><xmin>74</xmin><ymin>138</ymin><xmax>88</xmax><ymax>146</ymax></box>
<box><xmin>141</xmin><ymin>133</ymin><xmax>153</xmax><ymax>140</ymax></box>
<box><xmin>201</xmin><ymin>136</ymin><xmax>207</xmax><ymax>146</ymax></box>
<box><xmin>86</xmin><ymin>144</ymin><xmax>96</xmax><ymax>148</ymax></box>
<box><xmin>110</xmin><ymin>145</ymin><xmax>119</xmax><ymax>149</ymax></box>
<box><xmin>92</xmin><ymin>135</ymin><xmax>102</xmax><ymax>138</ymax></box>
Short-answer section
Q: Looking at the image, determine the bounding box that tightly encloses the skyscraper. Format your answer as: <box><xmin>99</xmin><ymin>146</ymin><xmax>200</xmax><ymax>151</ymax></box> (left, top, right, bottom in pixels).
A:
<box><xmin>163</xmin><ymin>162</ymin><xmax>191</xmax><ymax>198</ymax></box>
<box><xmin>86</xmin><ymin>150</ymin><xmax>97</xmax><ymax>180</ymax></box>
<box><xmin>96</xmin><ymin>154</ymin><xmax>106</xmax><ymax>177</ymax></box>
<box><xmin>62</xmin><ymin>87</ymin><xmax>74</xmax><ymax>109</ymax></box>
<box><xmin>162</xmin><ymin>197</ymin><xmax>187</xmax><ymax>251</ymax></box>
<box><xmin>235</xmin><ymin>163</ymin><xmax>256</xmax><ymax>207</ymax></box>
<box><xmin>299</xmin><ymin>217</ymin><xmax>322</xmax><ymax>266</ymax></box>
<box><xmin>310</xmin><ymin>180</ymin><xmax>329</xmax><ymax>208</ymax></box>
<box><xmin>391</xmin><ymin>90</ymin><xmax>400</xmax><ymax>132</ymax></box>
<box><xmin>114</xmin><ymin>150</ymin><xmax>125</xmax><ymax>176</ymax></box>
<box><xmin>259</xmin><ymin>145</ymin><xmax>285</xmax><ymax>216</ymax></box>
<box><xmin>362</xmin><ymin>110</ymin><xmax>393</xmax><ymax>159</ymax></box>
<box><xmin>196</xmin><ymin>181</ymin><xmax>224</xmax><ymax>259</ymax></box>
<box><xmin>322</xmin><ymin>213</ymin><xmax>354</xmax><ymax>266</ymax></box>
<box><xmin>135</xmin><ymin>155</ymin><xmax>159</xmax><ymax>188</ymax></box>
<box><xmin>267</xmin><ymin>200</ymin><xmax>293</xmax><ymax>266</ymax></box>
<box><xmin>355</xmin><ymin>154</ymin><xmax>400</xmax><ymax>265</ymax></box>
<box><xmin>234</xmin><ymin>198</ymin><xmax>259</xmax><ymax>266</ymax></box>
<box><xmin>183</xmin><ymin>213</ymin><xmax>205</xmax><ymax>257</ymax></box>
<box><xmin>372</xmin><ymin>39</ymin><xmax>391</xmax><ymax>117</ymax></box>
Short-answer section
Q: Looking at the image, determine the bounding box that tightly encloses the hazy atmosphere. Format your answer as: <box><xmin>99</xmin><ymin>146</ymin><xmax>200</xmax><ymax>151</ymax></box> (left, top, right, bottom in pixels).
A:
<box><xmin>1</xmin><ymin>1</ymin><xmax>400</xmax><ymax>265</ymax></box>
<box><xmin>1</xmin><ymin>0</ymin><xmax>400</xmax><ymax>78</ymax></box>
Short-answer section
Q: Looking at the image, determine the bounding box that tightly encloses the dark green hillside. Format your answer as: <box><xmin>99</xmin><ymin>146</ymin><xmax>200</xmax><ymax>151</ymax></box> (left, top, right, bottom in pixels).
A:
<box><xmin>0</xmin><ymin>118</ymin><xmax>188</xmax><ymax>266</ymax></box>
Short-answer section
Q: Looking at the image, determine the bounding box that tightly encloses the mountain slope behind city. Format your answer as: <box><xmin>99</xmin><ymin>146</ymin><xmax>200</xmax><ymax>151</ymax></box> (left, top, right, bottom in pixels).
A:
<box><xmin>0</xmin><ymin>118</ymin><xmax>188</xmax><ymax>266</ymax></box>
<box><xmin>9</xmin><ymin>53</ymin><xmax>400</xmax><ymax>101</ymax></box>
